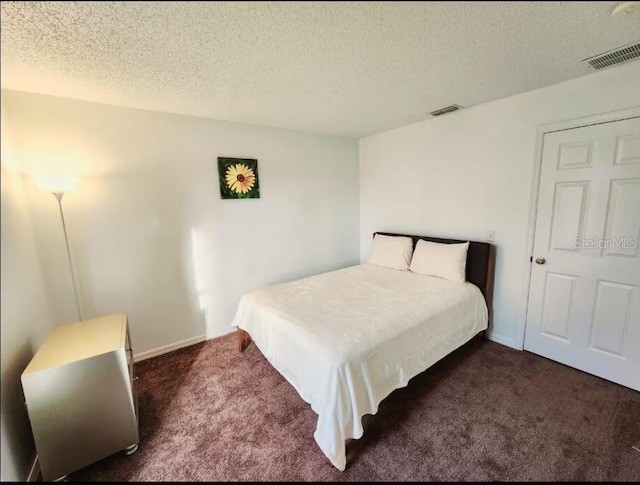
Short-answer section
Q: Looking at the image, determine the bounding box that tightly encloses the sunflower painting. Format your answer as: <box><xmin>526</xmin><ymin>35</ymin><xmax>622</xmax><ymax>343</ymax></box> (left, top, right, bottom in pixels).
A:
<box><xmin>217</xmin><ymin>157</ymin><xmax>260</xmax><ymax>199</ymax></box>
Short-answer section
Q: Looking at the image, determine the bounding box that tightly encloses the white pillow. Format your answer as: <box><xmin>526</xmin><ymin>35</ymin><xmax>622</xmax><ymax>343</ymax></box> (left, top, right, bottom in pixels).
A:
<box><xmin>368</xmin><ymin>234</ymin><xmax>414</xmax><ymax>271</ymax></box>
<box><xmin>409</xmin><ymin>240</ymin><xmax>469</xmax><ymax>282</ymax></box>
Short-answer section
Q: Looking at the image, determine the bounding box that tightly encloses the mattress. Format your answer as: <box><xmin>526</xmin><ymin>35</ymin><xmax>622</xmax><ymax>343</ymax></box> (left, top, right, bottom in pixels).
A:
<box><xmin>231</xmin><ymin>263</ymin><xmax>488</xmax><ymax>470</ymax></box>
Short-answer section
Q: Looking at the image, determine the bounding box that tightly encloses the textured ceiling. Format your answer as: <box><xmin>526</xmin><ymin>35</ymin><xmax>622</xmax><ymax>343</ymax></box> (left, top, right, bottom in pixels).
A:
<box><xmin>1</xmin><ymin>1</ymin><xmax>639</xmax><ymax>138</ymax></box>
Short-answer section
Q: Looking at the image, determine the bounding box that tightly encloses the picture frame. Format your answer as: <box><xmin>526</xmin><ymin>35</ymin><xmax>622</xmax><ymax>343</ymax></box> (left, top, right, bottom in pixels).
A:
<box><xmin>217</xmin><ymin>157</ymin><xmax>260</xmax><ymax>199</ymax></box>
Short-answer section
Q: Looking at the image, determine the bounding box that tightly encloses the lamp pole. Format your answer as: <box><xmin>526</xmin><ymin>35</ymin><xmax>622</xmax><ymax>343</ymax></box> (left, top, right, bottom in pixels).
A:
<box><xmin>53</xmin><ymin>192</ymin><xmax>82</xmax><ymax>322</ymax></box>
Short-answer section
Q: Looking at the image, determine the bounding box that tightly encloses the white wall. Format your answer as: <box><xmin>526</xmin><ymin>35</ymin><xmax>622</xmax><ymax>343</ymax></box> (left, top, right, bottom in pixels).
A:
<box><xmin>359</xmin><ymin>61</ymin><xmax>640</xmax><ymax>349</ymax></box>
<box><xmin>2</xmin><ymin>91</ymin><xmax>360</xmax><ymax>357</ymax></box>
<box><xmin>1</xmin><ymin>98</ymin><xmax>55</xmax><ymax>481</ymax></box>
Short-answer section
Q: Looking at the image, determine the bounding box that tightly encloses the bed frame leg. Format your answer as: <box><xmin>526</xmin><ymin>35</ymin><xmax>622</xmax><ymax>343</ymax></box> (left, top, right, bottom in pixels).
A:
<box><xmin>238</xmin><ymin>329</ymin><xmax>252</xmax><ymax>352</ymax></box>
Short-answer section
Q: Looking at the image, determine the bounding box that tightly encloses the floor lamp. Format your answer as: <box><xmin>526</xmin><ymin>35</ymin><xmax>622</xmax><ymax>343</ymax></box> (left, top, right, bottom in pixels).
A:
<box><xmin>33</xmin><ymin>175</ymin><xmax>83</xmax><ymax>322</ymax></box>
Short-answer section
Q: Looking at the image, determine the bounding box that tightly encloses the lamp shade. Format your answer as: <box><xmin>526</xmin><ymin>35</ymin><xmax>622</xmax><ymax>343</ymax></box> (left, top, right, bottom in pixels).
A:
<box><xmin>32</xmin><ymin>174</ymin><xmax>78</xmax><ymax>193</ymax></box>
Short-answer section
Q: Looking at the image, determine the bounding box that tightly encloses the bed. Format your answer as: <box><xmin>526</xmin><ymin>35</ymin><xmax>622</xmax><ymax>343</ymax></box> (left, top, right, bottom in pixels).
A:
<box><xmin>231</xmin><ymin>232</ymin><xmax>495</xmax><ymax>471</ymax></box>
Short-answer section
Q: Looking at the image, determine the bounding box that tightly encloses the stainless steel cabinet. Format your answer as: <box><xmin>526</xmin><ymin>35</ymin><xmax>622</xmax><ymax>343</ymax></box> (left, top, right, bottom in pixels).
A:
<box><xmin>21</xmin><ymin>313</ymin><xmax>139</xmax><ymax>481</ymax></box>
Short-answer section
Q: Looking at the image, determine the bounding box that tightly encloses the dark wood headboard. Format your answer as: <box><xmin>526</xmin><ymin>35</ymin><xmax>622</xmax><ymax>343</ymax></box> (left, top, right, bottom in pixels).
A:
<box><xmin>373</xmin><ymin>232</ymin><xmax>496</xmax><ymax>314</ymax></box>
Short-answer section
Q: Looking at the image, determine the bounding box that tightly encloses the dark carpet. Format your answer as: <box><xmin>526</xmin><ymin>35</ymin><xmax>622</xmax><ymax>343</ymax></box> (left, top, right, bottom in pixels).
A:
<box><xmin>70</xmin><ymin>332</ymin><xmax>640</xmax><ymax>482</ymax></box>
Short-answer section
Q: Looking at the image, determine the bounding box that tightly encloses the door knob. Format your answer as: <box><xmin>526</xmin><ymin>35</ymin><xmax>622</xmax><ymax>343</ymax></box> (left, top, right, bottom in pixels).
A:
<box><xmin>535</xmin><ymin>257</ymin><xmax>546</xmax><ymax>265</ymax></box>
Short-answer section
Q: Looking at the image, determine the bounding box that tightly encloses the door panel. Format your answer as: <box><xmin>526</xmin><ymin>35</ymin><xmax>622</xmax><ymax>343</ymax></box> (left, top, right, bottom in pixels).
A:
<box><xmin>558</xmin><ymin>141</ymin><xmax>593</xmax><ymax>169</ymax></box>
<box><xmin>540</xmin><ymin>272</ymin><xmax>577</xmax><ymax>341</ymax></box>
<box><xmin>549</xmin><ymin>182</ymin><xmax>590</xmax><ymax>250</ymax></box>
<box><xmin>588</xmin><ymin>280</ymin><xmax>635</xmax><ymax>357</ymax></box>
<box><xmin>603</xmin><ymin>178</ymin><xmax>640</xmax><ymax>258</ymax></box>
<box><xmin>614</xmin><ymin>134</ymin><xmax>640</xmax><ymax>165</ymax></box>
<box><xmin>525</xmin><ymin>116</ymin><xmax>640</xmax><ymax>391</ymax></box>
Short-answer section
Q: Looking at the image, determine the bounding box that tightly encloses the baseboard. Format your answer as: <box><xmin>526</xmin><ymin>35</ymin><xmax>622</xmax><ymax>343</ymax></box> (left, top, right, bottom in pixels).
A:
<box><xmin>487</xmin><ymin>332</ymin><xmax>519</xmax><ymax>350</ymax></box>
<box><xmin>27</xmin><ymin>455</ymin><xmax>40</xmax><ymax>482</ymax></box>
<box><xmin>134</xmin><ymin>334</ymin><xmax>207</xmax><ymax>362</ymax></box>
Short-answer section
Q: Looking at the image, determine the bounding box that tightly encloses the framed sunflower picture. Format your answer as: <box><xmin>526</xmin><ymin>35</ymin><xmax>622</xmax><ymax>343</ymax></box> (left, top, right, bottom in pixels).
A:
<box><xmin>217</xmin><ymin>157</ymin><xmax>260</xmax><ymax>199</ymax></box>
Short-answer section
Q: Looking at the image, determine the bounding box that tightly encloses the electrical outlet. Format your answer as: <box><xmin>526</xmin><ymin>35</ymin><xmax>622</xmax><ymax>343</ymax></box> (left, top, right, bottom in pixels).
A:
<box><xmin>486</xmin><ymin>230</ymin><xmax>495</xmax><ymax>242</ymax></box>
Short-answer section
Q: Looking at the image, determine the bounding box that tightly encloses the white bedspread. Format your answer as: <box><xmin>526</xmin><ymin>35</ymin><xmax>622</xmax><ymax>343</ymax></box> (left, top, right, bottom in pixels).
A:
<box><xmin>231</xmin><ymin>263</ymin><xmax>488</xmax><ymax>470</ymax></box>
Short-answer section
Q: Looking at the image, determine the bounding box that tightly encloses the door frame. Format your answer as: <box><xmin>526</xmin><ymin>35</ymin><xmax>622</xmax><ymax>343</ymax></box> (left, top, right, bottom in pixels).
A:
<box><xmin>517</xmin><ymin>105</ymin><xmax>640</xmax><ymax>350</ymax></box>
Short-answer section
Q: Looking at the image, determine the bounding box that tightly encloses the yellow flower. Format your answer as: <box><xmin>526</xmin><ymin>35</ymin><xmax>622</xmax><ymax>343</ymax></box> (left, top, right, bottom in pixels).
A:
<box><xmin>225</xmin><ymin>163</ymin><xmax>256</xmax><ymax>194</ymax></box>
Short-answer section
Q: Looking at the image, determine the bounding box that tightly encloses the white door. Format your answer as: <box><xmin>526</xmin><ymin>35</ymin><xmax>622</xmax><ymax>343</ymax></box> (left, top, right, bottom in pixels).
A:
<box><xmin>525</xmin><ymin>116</ymin><xmax>640</xmax><ymax>391</ymax></box>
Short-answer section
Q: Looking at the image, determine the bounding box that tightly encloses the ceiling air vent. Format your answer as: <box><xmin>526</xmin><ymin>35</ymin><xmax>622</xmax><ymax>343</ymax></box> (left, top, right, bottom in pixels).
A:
<box><xmin>430</xmin><ymin>104</ymin><xmax>462</xmax><ymax>117</ymax></box>
<box><xmin>583</xmin><ymin>41</ymin><xmax>640</xmax><ymax>70</ymax></box>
